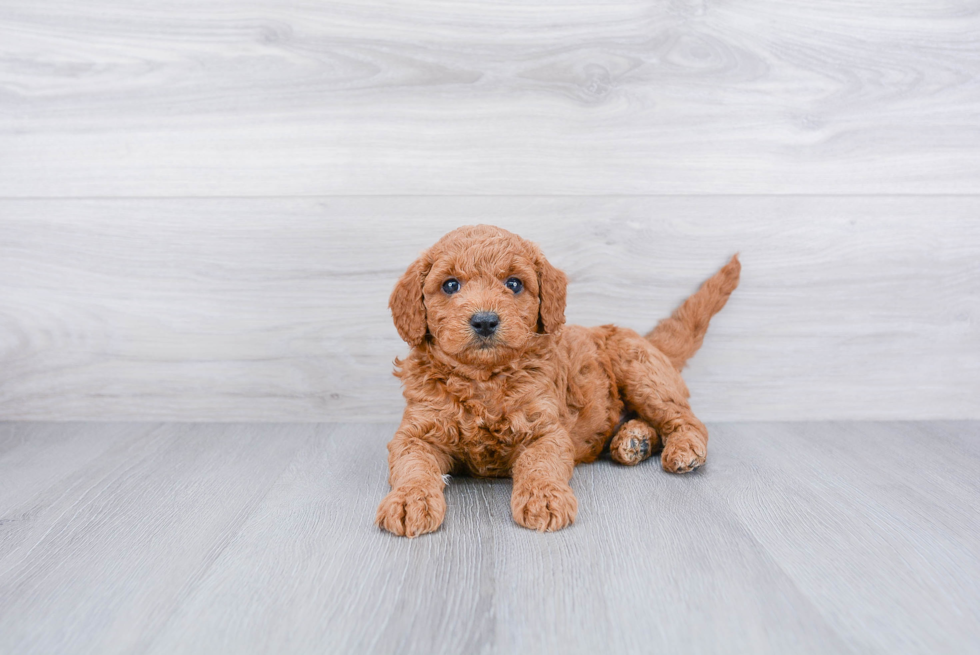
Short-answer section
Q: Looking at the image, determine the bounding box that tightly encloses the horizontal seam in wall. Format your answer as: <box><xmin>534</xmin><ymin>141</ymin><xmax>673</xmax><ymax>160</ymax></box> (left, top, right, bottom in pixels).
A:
<box><xmin>2</xmin><ymin>193</ymin><xmax>980</xmax><ymax>201</ymax></box>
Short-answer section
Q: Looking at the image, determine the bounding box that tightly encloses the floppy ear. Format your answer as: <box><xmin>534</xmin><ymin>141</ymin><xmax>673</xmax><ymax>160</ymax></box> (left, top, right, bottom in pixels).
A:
<box><xmin>389</xmin><ymin>253</ymin><xmax>431</xmax><ymax>346</ymax></box>
<box><xmin>535</xmin><ymin>248</ymin><xmax>567</xmax><ymax>334</ymax></box>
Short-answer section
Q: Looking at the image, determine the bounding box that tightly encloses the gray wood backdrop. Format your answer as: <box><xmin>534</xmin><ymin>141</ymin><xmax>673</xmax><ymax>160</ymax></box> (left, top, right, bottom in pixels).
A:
<box><xmin>1</xmin><ymin>1</ymin><xmax>978</xmax><ymax>421</ymax></box>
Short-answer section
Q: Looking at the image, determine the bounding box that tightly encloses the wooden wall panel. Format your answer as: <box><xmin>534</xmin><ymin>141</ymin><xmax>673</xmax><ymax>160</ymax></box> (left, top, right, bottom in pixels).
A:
<box><xmin>2</xmin><ymin>1</ymin><xmax>978</xmax><ymax>420</ymax></box>
<box><xmin>1</xmin><ymin>0</ymin><xmax>979</xmax><ymax>196</ymax></box>
<box><xmin>2</xmin><ymin>196</ymin><xmax>977</xmax><ymax>421</ymax></box>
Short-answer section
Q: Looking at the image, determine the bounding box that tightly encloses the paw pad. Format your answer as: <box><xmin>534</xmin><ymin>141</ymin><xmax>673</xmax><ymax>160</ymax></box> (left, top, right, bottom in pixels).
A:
<box><xmin>610</xmin><ymin>420</ymin><xmax>659</xmax><ymax>466</ymax></box>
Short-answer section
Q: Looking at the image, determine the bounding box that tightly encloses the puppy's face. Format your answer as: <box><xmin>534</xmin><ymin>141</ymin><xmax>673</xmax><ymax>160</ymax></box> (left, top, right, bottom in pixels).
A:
<box><xmin>422</xmin><ymin>236</ymin><xmax>540</xmax><ymax>366</ymax></box>
<box><xmin>390</xmin><ymin>225</ymin><xmax>567</xmax><ymax>368</ymax></box>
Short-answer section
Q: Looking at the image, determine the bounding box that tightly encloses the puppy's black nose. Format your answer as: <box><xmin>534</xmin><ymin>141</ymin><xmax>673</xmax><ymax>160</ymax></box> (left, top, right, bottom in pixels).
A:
<box><xmin>470</xmin><ymin>311</ymin><xmax>499</xmax><ymax>338</ymax></box>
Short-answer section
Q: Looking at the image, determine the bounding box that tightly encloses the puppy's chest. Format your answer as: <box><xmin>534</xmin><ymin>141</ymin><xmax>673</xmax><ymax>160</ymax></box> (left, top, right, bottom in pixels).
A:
<box><xmin>454</xmin><ymin>396</ymin><xmax>531</xmax><ymax>478</ymax></box>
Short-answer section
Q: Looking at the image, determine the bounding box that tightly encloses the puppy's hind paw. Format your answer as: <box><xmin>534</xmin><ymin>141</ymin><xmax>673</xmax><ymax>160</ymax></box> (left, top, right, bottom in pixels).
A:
<box><xmin>661</xmin><ymin>435</ymin><xmax>706</xmax><ymax>474</ymax></box>
<box><xmin>511</xmin><ymin>481</ymin><xmax>578</xmax><ymax>532</ymax></box>
<box><xmin>376</xmin><ymin>485</ymin><xmax>446</xmax><ymax>538</ymax></box>
<box><xmin>610</xmin><ymin>419</ymin><xmax>660</xmax><ymax>466</ymax></box>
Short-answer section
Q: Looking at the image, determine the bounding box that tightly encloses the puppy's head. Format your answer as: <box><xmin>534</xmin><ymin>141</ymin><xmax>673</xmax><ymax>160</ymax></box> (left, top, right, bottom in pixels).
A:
<box><xmin>390</xmin><ymin>225</ymin><xmax>567</xmax><ymax>367</ymax></box>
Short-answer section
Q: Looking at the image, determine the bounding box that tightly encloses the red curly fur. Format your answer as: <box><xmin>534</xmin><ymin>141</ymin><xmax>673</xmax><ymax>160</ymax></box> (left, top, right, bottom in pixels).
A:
<box><xmin>377</xmin><ymin>225</ymin><xmax>740</xmax><ymax>537</ymax></box>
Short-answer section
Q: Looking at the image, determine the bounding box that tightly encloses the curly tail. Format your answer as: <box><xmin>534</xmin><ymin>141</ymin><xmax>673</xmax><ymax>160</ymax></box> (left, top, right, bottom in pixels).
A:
<box><xmin>646</xmin><ymin>255</ymin><xmax>741</xmax><ymax>371</ymax></box>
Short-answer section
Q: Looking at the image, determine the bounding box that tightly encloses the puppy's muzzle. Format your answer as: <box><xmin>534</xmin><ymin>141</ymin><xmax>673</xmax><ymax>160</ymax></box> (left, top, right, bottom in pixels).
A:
<box><xmin>469</xmin><ymin>311</ymin><xmax>499</xmax><ymax>339</ymax></box>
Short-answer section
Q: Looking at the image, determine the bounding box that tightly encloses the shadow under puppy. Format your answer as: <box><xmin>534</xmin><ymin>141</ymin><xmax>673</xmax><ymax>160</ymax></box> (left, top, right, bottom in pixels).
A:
<box><xmin>378</xmin><ymin>225</ymin><xmax>740</xmax><ymax>537</ymax></box>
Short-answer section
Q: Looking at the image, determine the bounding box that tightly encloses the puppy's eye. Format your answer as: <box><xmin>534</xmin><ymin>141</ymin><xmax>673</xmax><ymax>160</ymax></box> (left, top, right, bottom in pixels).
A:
<box><xmin>505</xmin><ymin>277</ymin><xmax>523</xmax><ymax>293</ymax></box>
<box><xmin>442</xmin><ymin>278</ymin><xmax>461</xmax><ymax>295</ymax></box>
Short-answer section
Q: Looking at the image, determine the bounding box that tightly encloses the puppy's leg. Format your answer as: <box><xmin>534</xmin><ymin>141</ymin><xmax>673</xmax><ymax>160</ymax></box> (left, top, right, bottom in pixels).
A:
<box><xmin>610</xmin><ymin>330</ymin><xmax>709</xmax><ymax>474</ymax></box>
<box><xmin>377</xmin><ymin>424</ymin><xmax>454</xmax><ymax>538</ymax></box>
<box><xmin>610</xmin><ymin>419</ymin><xmax>662</xmax><ymax>466</ymax></box>
<box><xmin>510</xmin><ymin>429</ymin><xmax>578</xmax><ymax>532</ymax></box>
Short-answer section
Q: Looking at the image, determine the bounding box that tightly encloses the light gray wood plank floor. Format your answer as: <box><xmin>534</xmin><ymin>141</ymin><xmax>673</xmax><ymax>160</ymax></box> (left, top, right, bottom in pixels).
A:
<box><xmin>1</xmin><ymin>421</ymin><xmax>977</xmax><ymax>654</ymax></box>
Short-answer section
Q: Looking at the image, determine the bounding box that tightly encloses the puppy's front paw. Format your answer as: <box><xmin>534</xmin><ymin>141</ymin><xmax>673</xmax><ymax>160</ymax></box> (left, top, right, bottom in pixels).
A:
<box><xmin>511</xmin><ymin>481</ymin><xmax>577</xmax><ymax>532</ymax></box>
<box><xmin>661</xmin><ymin>434</ymin><xmax>706</xmax><ymax>474</ymax></box>
<box><xmin>376</xmin><ymin>485</ymin><xmax>446</xmax><ymax>538</ymax></box>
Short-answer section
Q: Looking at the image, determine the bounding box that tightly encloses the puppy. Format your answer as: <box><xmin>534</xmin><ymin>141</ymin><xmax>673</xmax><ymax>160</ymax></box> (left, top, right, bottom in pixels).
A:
<box><xmin>377</xmin><ymin>225</ymin><xmax>740</xmax><ymax>536</ymax></box>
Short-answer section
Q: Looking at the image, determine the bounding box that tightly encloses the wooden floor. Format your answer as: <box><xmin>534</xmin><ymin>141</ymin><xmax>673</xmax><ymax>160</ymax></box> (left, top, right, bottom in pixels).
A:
<box><xmin>1</xmin><ymin>421</ymin><xmax>978</xmax><ymax>654</ymax></box>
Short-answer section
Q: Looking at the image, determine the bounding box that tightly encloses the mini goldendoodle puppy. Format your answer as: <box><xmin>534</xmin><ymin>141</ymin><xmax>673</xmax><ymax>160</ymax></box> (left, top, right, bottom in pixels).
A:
<box><xmin>377</xmin><ymin>225</ymin><xmax>740</xmax><ymax>537</ymax></box>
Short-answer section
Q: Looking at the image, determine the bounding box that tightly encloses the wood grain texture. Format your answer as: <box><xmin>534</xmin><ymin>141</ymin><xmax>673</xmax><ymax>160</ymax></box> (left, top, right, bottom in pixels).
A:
<box><xmin>0</xmin><ymin>423</ymin><xmax>311</xmax><ymax>655</ymax></box>
<box><xmin>2</xmin><ymin>197</ymin><xmax>978</xmax><ymax>421</ymax></box>
<box><xmin>716</xmin><ymin>421</ymin><xmax>980</xmax><ymax>653</ymax></box>
<box><xmin>0</xmin><ymin>421</ymin><xmax>978</xmax><ymax>654</ymax></box>
<box><xmin>1</xmin><ymin>1</ymin><xmax>979</xmax><ymax>196</ymax></box>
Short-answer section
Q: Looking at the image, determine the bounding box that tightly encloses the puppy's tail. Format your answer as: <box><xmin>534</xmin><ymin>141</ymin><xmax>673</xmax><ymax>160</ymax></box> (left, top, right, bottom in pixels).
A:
<box><xmin>646</xmin><ymin>254</ymin><xmax>741</xmax><ymax>371</ymax></box>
